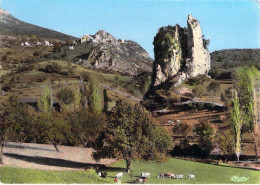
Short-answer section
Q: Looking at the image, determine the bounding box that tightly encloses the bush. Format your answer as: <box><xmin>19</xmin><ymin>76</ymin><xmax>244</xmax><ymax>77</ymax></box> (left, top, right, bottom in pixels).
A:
<box><xmin>57</xmin><ymin>86</ymin><xmax>75</xmax><ymax>105</ymax></box>
<box><xmin>33</xmin><ymin>51</ymin><xmax>40</xmax><ymax>57</ymax></box>
<box><xmin>41</xmin><ymin>62</ymin><xmax>62</xmax><ymax>74</ymax></box>
<box><xmin>172</xmin><ymin>122</ymin><xmax>191</xmax><ymax>136</ymax></box>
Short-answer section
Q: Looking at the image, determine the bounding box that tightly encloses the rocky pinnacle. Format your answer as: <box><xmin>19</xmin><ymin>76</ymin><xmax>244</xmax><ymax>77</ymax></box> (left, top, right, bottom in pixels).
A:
<box><xmin>152</xmin><ymin>15</ymin><xmax>210</xmax><ymax>89</ymax></box>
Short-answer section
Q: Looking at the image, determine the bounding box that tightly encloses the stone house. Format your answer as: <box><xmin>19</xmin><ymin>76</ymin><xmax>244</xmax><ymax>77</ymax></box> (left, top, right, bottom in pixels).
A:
<box><xmin>80</xmin><ymin>35</ymin><xmax>93</xmax><ymax>43</ymax></box>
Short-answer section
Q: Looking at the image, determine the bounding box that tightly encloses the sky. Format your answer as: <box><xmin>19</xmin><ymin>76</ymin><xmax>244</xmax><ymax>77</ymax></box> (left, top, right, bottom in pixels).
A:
<box><xmin>1</xmin><ymin>0</ymin><xmax>260</xmax><ymax>58</ymax></box>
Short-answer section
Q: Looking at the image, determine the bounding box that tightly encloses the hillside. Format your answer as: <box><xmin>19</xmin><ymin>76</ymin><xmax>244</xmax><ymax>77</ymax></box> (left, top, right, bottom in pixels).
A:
<box><xmin>0</xmin><ymin>8</ymin><xmax>76</xmax><ymax>41</ymax></box>
<box><xmin>210</xmin><ymin>49</ymin><xmax>260</xmax><ymax>79</ymax></box>
<box><xmin>59</xmin><ymin>30</ymin><xmax>154</xmax><ymax>76</ymax></box>
<box><xmin>211</xmin><ymin>49</ymin><xmax>260</xmax><ymax>64</ymax></box>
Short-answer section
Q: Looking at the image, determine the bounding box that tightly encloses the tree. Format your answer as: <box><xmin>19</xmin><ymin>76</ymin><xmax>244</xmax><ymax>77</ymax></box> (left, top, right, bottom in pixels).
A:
<box><xmin>103</xmin><ymin>89</ymin><xmax>108</xmax><ymax>113</ymax></box>
<box><xmin>233</xmin><ymin>66</ymin><xmax>260</xmax><ymax>159</ymax></box>
<box><xmin>194</xmin><ymin>120</ymin><xmax>215</xmax><ymax>157</ymax></box>
<box><xmin>172</xmin><ymin>122</ymin><xmax>192</xmax><ymax>148</ymax></box>
<box><xmin>67</xmin><ymin>111</ymin><xmax>106</xmax><ymax>146</ymax></box>
<box><xmin>228</xmin><ymin>89</ymin><xmax>243</xmax><ymax>161</ymax></box>
<box><xmin>219</xmin><ymin>130</ymin><xmax>234</xmax><ymax>160</ymax></box>
<box><xmin>88</xmin><ymin>73</ymin><xmax>104</xmax><ymax>114</ymax></box>
<box><xmin>38</xmin><ymin>82</ymin><xmax>53</xmax><ymax>114</ymax></box>
<box><xmin>35</xmin><ymin>113</ymin><xmax>72</xmax><ymax>152</ymax></box>
<box><xmin>93</xmin><ymin>101</ymin><xmax>172</xmax><ymax>172</ymax></box>
<box><xmin>0</xmin><ymin>96</ymin><xmax>35</xmax><ymax>163</ymax></box>
<box><xmin>57</xmin><ymin>85</ymin><xmax>75</xmax><ymax>105</ymax></box>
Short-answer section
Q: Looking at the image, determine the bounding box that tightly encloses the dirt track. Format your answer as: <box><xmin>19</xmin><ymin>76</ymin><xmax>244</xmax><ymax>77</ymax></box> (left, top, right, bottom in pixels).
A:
<box><xmin>2</xmin><ymin>142</ymin><xmax>116</xmax><ymax>171</ymax></box>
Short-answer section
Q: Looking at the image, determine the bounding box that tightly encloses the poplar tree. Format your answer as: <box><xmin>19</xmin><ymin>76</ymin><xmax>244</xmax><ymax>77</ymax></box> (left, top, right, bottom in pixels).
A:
<box><xmin>88</xmin><ymin>73</ymin><xmax>104</xmax><ymax>114</ymax></box>
<box><xmin>229</xmin><ymin>89</ymin><xmax>243</xmax><ymax>161</ymax></box>
<box><xmin>234</xmin><ymin>66</ymin><xmax>260</xmax><ymax>159</ymax></box>
<box><xmin>38</xmin><ymin>82</ymin><xmax>53</xmax><ymax>114</ymax></box>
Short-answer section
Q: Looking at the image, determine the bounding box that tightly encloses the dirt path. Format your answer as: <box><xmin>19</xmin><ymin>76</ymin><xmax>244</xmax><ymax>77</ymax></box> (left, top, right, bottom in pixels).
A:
<box><xmin>2</xmin><ymin>142</ymin><xmax>116</xmax><ymax>171</ymax></box>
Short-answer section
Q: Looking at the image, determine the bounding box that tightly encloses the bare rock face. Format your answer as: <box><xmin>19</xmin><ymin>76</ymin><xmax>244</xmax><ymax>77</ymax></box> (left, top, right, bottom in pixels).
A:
<box><xmin>186</xmin><ymin>15</ymin><xmax>210</xmax><ymax>77</ymax></box>
<box><xmin>151</xmin><ymin>15</ymin><xmax>210</xmax><ymax>89</ymax></box>
<box><xmin>93</xmin><ymin>30</ymin><xmax>119</xmax><ymax>45</ymax></box>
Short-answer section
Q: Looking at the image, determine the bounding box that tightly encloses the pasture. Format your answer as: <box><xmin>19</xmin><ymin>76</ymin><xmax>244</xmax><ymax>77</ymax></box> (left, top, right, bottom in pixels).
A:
<box><xmin>1</xmin><ymin>158</ymin><xmax>259</xmax><ymax>184</ymax></box>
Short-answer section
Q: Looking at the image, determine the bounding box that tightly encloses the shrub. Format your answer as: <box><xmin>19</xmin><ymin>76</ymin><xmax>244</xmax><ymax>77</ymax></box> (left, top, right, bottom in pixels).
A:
<box><xmin>57</xmin><ymin>86</ymin><xmax>75</xmax><ymax>105</ymax></box>
<box><xmin>33</xmin><ymin>51</ymin><xmax>40</xmax><ymax>57</ymax></box>
<box><xmin>42</xmin><ymin>62</ymin><xmax>62</xmax><ymax>74</ymax></box>
<box><xmin>172</xmin><ymin>122</ymin><xmax>191</xmax><ymax>137</ymax></box>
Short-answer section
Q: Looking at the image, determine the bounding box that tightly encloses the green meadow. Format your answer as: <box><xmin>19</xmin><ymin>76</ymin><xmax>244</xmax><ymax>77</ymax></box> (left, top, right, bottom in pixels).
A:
<box><xmin>1</xmin><ymin>158</ymin><xmax>259</xmax><ymax>184</ymax></box>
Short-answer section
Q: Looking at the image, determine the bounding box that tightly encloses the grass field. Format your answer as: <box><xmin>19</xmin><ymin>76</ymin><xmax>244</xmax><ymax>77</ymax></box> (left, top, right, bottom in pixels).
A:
<box><xmin>1</xmin><ymin>158</ymin><xmax>259</xmax><ymax>184</ymax></box>
<box><xmin>0</xmin><ymin>167</ymin><xmax>111</xmax><ymax>184</ymax></box>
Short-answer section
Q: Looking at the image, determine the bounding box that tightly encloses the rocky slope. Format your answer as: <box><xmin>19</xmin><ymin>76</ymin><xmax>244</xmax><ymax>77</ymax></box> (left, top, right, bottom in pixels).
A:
<box><xmin>0</xmin><ymin>8</ymin><xmax>76</xmax><ymax>41</ymax></box>
<box><xmin>75</xmin><ymin>30</ymin><xmax>153</xmax><ymax>76</ymax></box>
<box><xmin>151</xmin><ymin>15</ymin><xmax>210</xmax><ymax>89</ymax></box>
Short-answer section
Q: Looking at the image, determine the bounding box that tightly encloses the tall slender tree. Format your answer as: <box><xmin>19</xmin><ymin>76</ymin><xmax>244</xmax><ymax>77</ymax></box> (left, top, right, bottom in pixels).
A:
<box><xmin>229</xmin><ymin>89</ymin><xmax>243</xmax><ymax>161</ymax></box>
<box><xmin>87</xmin><ymin>73</ymin><xmax>104</xmax><ymax>114</ymax></box>
<box><xmin>234</xmin><ymin>66</ymin><xmax>260</xmax><ymax>159</ymax></box>
<box><xmin>38</xmin><ymin>82</ymin><xmax>53</xmax><ymax>114</ymax></box>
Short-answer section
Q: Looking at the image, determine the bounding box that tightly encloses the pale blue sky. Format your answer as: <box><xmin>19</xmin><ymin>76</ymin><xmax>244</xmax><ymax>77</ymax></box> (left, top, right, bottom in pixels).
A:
<box><xmin>1</xmin><ymin>0</ymin><xmax>260</xmax><ymax>58</ymax></box>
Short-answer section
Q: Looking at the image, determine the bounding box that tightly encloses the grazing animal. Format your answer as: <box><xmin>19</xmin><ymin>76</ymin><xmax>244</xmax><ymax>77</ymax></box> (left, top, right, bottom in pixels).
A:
<box><xmin>157</xmin><ymin>173</ymin><xmax>175</xmax><ymax>179</ymax></box>
<box><xmin>167</xmin><ymin>173</ymin><xmax>175</xmax><ymax>179</ymax></box>
<box><xmin>176</xmin><ymin>174</ymin><xmax>184</xmax><ymax>179</ymax></box>
<box><xmin>101</xmin><ymin>172</ymin><xmax>107</xmax><ymax>178</ymax></box>
<box><xmin>98</xmin><ymin>171</ymin><xmax>107</xmax><ymax>178</ymax></box>
<box><xmin>115</xmin><ymin>172</ymin><xmax>123</xmax><ymax>179</ymax></box>
<box><xmin>141</xmin><ymin>172</ymin><xmax>150</xmax><ymax>178</ymax></box>
<box><xmin>135</xmin><ymin>177</ymin><xmax>147</xmax><ymax>184</ymax></box>
<box><xmin>158</xmin><ymin>173</ymin><xmax>165</xmax><ymax>178</ymax></box>
<box><xmin>188</xmin><ymin>174</ymin><xmax>195</xmax><ymax>180</ymax></box>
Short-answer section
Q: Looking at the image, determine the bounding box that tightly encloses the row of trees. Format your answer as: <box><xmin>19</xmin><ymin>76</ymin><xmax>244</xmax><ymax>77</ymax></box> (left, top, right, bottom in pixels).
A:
<box><xmin>222</xmin><ymin>66</ymin><xmax>260</xmax><ymax>161</ymax></box>
<box><xmin>0</xmin><ymin>72</ymin><xmax>173</xmax><ymax>171</ymax></box>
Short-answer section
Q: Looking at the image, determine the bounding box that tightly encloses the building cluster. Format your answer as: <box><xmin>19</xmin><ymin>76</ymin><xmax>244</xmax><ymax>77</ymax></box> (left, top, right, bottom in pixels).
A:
<box><xmin>21</xmin><ymin>40</ymin><xmax>53</xmax><ymax>47</ymax></box>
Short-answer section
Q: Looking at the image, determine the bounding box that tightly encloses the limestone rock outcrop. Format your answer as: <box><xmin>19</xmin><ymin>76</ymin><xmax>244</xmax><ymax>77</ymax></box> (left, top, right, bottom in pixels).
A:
<box><xmin>77</xmin><ymin>30</ymin><xmax>153</xmax><ymax>76</ymax></box>
<box><xmin>186</xmin><ymin>15</ymin><xmax>210</xmax><ymax>77</ymax></box>
<box><xmin>152</xmin><ymin>15</ymin><xmax>210</xmax><ymax>88</ymax></box>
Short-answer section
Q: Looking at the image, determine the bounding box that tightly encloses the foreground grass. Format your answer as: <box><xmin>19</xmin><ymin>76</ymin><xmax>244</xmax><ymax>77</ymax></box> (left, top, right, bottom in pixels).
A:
<box><xmin>1</xmin><ymin>158</ymin><xmax>260</xmax><ymax>184</ymax></box>
<box><xmin>110</xmin><ymin>158</ymin><xmax>260</xmax><ymax>184</ymax></box>
<box><xmin>0</xmin><ymin>167</ymin><xmax>112</xmax><ymax>184</ymax></box>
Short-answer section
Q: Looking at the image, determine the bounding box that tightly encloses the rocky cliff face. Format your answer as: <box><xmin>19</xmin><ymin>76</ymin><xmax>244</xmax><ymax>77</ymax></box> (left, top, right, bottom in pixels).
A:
<box><xmin>76</xmin><ymin>30</ymin><xmax>153</xmax><ymax>76</ymax></box>
<box><xmin>186</xmin><ymin>15</ymin><xmax>210</xmax><ymax>77</ymax></box>
<box><xmin>152</xmin><ymin>15</ymin><xmax>210</xmax><ymax>88</ymax></box>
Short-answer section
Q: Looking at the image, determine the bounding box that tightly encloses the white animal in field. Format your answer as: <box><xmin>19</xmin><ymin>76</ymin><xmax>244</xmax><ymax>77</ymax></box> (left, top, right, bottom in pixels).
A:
<box><xmin>115</xmin><ymin>172</ymin><xmax>123</xmax><ymax>178</ymax></box>
<box><xmin>98</xmin><ymin>172</ymin><xmax>102</xmax><ymax>177</ymax></box>
<box><xmin>141</xmin><ymin>172</ymin><xmax>150</xmax><ymax>178</ymax></box>
<box><xmin>176</xmin><ymin>174</ymin><xmax>184</xmax><ymax>179</ymax></box>
<box><xmin>188</xmin><ymin>174</ymin><xmax>195</xmax><ymax>180</ymax></box>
